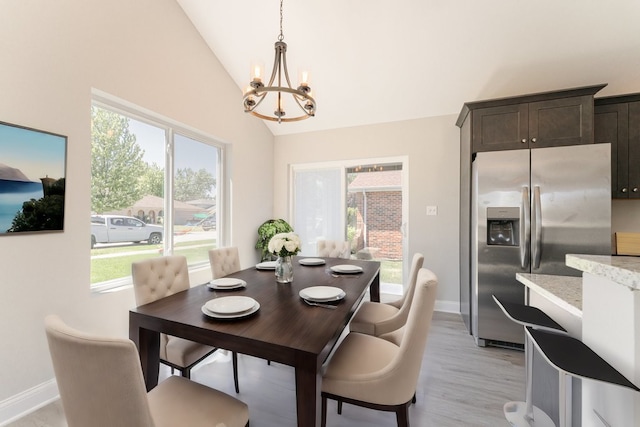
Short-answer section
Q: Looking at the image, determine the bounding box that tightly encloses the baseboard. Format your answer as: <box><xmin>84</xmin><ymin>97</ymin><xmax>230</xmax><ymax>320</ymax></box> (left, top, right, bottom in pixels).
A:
<box><xmin>0</xmin><ymin>379</ymin><xmax>59</xmax><ymax>427</ymax></box>
<box><xmin>435</xmin><ymin>299</ymin><xmax>460</xmax><ymax>314</ymax></box>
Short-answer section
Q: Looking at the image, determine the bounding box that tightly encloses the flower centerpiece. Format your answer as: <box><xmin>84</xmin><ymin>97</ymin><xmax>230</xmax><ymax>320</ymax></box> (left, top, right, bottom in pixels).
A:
<box><xmin>268</xmin><ymin>232</ymin><xmax>302</xmax><ymax>283</ymax></box>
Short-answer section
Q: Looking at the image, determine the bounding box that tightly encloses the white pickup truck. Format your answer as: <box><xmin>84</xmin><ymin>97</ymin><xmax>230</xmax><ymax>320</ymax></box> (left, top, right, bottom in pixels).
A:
<box><xmin>91</xmin><ymin>215</ymin><xmax>163</xmax><ymax>248</ymax></box>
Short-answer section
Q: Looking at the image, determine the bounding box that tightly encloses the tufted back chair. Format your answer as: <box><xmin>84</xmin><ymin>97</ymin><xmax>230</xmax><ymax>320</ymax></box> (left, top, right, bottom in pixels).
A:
<box><xmin>209</xmin><ymin>247</ymin><xmax>242</xmax><ymax>279</ymax></box>
<box><xmin>131</xmin><ymin>256</ymin><xmax>223</xmax><ymax>382</ymax></box>
<box><xmin>44</xmin><ymin>315</ymin><xmax>250</xmax><ymax>427</ymax></box>
<box><xmin>132</xmin><ymin>255</ymin><xmax>190</xmax><ymax>306</ymax></box>
<box><xmin>317</xmin><ymin>240</ymin><xmax>351</xmax><ymax>259</ymax></box>
<box><xmin>321</xmin><ymin>268</ymin><xmax>438</xmax><ymax>426</ymax></box>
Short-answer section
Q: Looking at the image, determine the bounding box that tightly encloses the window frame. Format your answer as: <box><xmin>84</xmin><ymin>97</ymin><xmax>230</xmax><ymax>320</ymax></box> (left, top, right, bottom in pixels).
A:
<box><xmin>90</xmin><ymin>92</ymin><xmax>226</xmax><ymax>292</ymax></box>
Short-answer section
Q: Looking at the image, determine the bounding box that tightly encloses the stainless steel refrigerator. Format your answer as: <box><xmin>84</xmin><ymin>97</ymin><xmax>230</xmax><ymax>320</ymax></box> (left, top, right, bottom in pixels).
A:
<box><xmin>471</xmin><ymin>143</ymin><xmax>611</xmax><ymax>346</ymax></box>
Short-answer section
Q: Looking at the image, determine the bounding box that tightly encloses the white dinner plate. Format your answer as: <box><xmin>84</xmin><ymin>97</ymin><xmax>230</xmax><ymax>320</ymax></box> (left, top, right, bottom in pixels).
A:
<box><xmin>208</xmin><ymin>278</ymin><xmax>247</xmax><ymax>289</ymax></box>
<box><xmin>330</xmin><ymin>264</ymin><xmax>363</xmax><ymax>274</ymax></box>
<box><xmin>298</xmin><ymin>258</ymin><xmax>326</xmax><ymax>266</ymax></box>
<box><xmin>205</xmin><ymin>296</ymin><xmax>257</xmax><ymax>315</ymax></box>
<box><xmin>256</xmin><ymin>261</ymin><xmax>277</xmax><ymax>270</ymax></box>
<box><xmin>299</xmin><ymin>286</ymin><xmax>346</xmax><ymax>302</ymax></box>
<box><xmin>201</xmin><ymin>301</ymin><xmax>260</xmax><ymax>319</ymax></box>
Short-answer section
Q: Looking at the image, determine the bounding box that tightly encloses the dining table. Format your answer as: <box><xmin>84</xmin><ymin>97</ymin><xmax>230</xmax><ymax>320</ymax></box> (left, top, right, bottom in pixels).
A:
<box><xmin>129</xmin><ymin>256</ymin><xmax>380</xmax><ymax>427</ymax></box>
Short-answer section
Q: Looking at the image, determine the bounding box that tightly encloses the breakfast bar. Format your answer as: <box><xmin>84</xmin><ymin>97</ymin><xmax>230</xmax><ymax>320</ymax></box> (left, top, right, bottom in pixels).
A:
<box><xmin>516</xmin><ymin>255</ymin><xmax>640</xmax><ymax>427</ymax></box>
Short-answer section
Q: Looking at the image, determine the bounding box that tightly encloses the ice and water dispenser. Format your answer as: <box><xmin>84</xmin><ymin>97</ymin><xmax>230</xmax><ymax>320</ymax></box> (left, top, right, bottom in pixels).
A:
<box><xmin>486</xmin><ymin>207</ymin><xmax>520</xmax><ymax>246</ymax></box>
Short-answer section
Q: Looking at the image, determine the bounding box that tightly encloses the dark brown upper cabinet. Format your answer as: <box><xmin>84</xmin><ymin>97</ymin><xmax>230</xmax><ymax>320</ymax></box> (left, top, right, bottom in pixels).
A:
<box><xmin>595</xmin><ymin>94</ymin><xmax>640</xmax><ymax>199</ymax></box>
<box><xmin>457</xmin><ymin>84</ymin><xmax>606</xmax><ymax>153</ymax></box>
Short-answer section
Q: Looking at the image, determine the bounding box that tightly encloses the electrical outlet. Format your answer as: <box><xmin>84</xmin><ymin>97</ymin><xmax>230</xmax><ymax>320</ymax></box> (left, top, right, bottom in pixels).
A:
<box><xmin>426</xmin><ymin>205</ymin><xmax>438</xmax><ymax>216</ymax></box>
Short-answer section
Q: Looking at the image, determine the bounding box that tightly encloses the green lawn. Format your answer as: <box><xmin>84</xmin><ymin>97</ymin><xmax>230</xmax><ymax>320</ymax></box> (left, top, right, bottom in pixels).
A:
<box><xmin>90</xmin><ymin>240</ymin><xmax>215</xmax><ymax>284</ymax></box>
<box><xmin>92</xmin><ymin>241</ymin><xmax>405</xmax><ymax>286</ymax></box>
<box><xmin>379</xmin><ymin>259</ymin><xmax>402</xmax><ymax>284</ymax></box>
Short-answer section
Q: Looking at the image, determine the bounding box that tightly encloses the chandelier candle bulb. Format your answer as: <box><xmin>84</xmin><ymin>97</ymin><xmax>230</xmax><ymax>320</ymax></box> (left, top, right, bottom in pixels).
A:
<box><xmin>299</xmin><ymin>70</ymin><xmax>310</xmax><ymax>86</ymax></box>
<box><xmin>250</xmin><ymin>62</ymin><xmax>264</xmax><ymax>85</ymax></box>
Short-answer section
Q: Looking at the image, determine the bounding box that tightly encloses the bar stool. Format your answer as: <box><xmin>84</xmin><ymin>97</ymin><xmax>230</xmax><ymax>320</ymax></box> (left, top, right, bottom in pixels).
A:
<box><xmin>526</xmin><ymin>326</ymin><xmax>640</xmax><ymax>427</ymax></box>
<box><xmin>493</xmin><ymin>295</ymin><xmax>565</xmax><ymax>427</ymax></box>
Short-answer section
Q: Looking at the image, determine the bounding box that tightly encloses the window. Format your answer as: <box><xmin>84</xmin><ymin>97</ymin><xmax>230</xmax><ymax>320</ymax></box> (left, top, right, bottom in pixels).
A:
<box><xmin>90</xmin><ymin>100</ymin><xmax>222</xmax><ymax>291</ymax></box>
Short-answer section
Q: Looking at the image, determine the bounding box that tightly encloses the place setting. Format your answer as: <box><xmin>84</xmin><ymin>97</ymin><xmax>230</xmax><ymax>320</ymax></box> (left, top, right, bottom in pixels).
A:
<box><xmin>298</xmin><ymin>257</ymin><xmax>326</xmax><ymax>266</ymax></box>
<box><xmin>201</xmin><ymin>296</ymin><xmax>260</xmax><ymax>319</ymax></box>
<box><xmin>329</xmin><ymin>264</ymin><xmax>363</xmax><ymax>277</ymax></box>
<box><xmin>207</xmin><ymin>277</ymin><xmax>247</xmax><ymax>291</ymax></box>
<box><xmin>299</xmin><ymin>286</ymin><xmax>345</xmax><ymax>309</ymax></box>
<box><xmin>255</xmin><ymin>260</ymin><xmax>277</xmax><ymax>270</ymax></box>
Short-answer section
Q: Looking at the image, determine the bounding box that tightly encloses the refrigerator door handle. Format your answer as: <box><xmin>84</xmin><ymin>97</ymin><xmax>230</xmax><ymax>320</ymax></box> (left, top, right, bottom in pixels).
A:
<box><xmin>532</xmin><ymin>186</ymin><xmax>542</xmax><ymax>269</ymax></box>
<box><xmin>521</xmin><ymin>186</ymin><xmax>530</xmax><ymax>269</ymax></box>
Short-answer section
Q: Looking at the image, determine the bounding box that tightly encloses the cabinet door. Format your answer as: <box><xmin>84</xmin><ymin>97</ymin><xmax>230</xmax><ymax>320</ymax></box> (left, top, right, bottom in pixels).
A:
<box><xmin>472</xmin><ymin>104</ymin><xmax>528</xmax><ymax>152</ymax></box>
<box><xmin>629</xmin><ymin>102</ymin><xmax>640</xmax><ymax>199</ymax></box>
<box><xmin>529</xmin><ymin>95</ymin><xmax>593</xmax><ymax>148</ymax></box>
<box><xmin>595</xmin><ymin>103</ymin><xmax>628</xmax><ymax>198</ymax></box>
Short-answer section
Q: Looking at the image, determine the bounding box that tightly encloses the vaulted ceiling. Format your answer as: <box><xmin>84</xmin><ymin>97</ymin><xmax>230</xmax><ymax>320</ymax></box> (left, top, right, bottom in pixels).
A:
<box><xmin>177</xmin><ymin>0</ymin><xmax>640</xmax><ymax>136</ymax></box>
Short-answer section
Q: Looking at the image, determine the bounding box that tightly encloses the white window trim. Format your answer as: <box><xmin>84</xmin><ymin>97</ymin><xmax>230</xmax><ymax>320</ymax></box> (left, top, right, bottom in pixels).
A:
<box><xmin>90</xmin><ymin>89</ymin><xmax>228</xmax><ymax>292</ymax></box>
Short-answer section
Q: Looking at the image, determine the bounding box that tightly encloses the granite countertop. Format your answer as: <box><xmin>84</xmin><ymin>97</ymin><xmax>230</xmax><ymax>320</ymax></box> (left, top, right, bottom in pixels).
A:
<box><xmin>566</xmin><ymin>254</ymin><xmax>640</xmax><ymax>290</ymax></box>
<box><xmin>516</xmin><ymin>273</ymin><xmax>582</xmax><ymax>317</ymax></box>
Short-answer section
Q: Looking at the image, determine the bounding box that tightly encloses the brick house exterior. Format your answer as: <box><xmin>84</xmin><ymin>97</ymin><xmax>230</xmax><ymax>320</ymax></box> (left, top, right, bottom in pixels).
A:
<box><xmin>348</xmin><ymin>170</ymin><xmax>402</xmax><ymax>260</ymax></box>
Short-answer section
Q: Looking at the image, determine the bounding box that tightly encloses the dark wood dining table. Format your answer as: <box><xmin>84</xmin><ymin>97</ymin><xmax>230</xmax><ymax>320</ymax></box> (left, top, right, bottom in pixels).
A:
<box><xmin>129</xmin><ymin>256</ymin><xmax>380</xmax><ymax>427</ymax></box>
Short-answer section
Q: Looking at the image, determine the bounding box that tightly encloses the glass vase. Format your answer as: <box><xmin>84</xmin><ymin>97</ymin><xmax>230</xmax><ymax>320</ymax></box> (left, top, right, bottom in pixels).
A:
<box><xmin>275</xmin><ymin>255</ymin><xmax>294</xmax><ymax>283</ymax></box>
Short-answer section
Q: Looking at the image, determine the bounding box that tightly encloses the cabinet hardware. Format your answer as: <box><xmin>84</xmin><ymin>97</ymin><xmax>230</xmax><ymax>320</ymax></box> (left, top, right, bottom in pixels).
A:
<box><xmin>622</xmin><ymin>188</ymin><xmax>628</xmax><ymax>193</ymax></box>
<box><xmin>531</xmin><ymin>137</ymin><xmax>537</xmax><ymax>143</ymax></box>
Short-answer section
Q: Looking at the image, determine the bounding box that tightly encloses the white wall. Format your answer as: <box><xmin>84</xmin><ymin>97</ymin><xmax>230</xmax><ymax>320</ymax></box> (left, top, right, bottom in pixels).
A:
<box><xmin>0</xmin><ymin>0</ymin><xmax>273</xmax><ymax>419</ymax></box>
<box><xmin>272</xmin><ymin>116</ymin><xmax>461</xmax><ymax>308</ymax></box>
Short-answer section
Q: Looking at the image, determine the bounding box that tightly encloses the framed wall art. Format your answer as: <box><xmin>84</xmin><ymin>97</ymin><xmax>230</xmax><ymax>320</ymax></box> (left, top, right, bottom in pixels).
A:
<box><xmin>0</xmin><ymin>121</ymin><xmax>67</xmax><ymax>234</ymax></box>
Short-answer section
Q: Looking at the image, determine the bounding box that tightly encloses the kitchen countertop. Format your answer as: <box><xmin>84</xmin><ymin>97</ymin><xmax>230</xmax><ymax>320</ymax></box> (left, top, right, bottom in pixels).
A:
<box><xmin>566</xmin><ymin>254</ymin><xmax>640</xmax><ymax>290</ymax></box>
<box><xmin>516</xmin><ymin>273</ymin><xmax>582</xmax><ymax>317</ymax></box>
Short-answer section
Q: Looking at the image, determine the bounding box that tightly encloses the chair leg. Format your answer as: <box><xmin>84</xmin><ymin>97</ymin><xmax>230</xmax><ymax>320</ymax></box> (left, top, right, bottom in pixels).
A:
<box><xmin>412</xmin><ymin>392</ymin><xmax>416</xmax><ymax>404</ymax></box>
<box><xmin>321</xmin><ymin>394</ymin><xmax>328</xmax><ymax>427</ymax></box>
<box><xmin>232</xmin><ymin>351</ymin><xmax>239</xmax><ymax>393</ymax></box>
<box><xmin>395</xmin><ymin>403</ymin><xmax>410</xmax><ymax>427</ymax></box>
<box><xmin>183</xmin><ymin>366</ymin><xmax>191</xmax><ymax>380</ymax></box>
<box><xmin>337</xmin><ymin>400</ymin><xmax>342</xmax><ymax>414</ymax></box>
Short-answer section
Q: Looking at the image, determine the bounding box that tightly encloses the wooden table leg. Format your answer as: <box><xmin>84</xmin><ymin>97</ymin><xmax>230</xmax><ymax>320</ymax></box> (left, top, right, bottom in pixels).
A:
<box><xmin>370</xmin><ymin>271</ymin><xmax>381</xmax><ymax>303</ymax></box>
<box><xmin>295</xmin><ymin>363</ymin><xmax>322</xmax><ymax>426</ymax></box>
<box><xmin>129</xmin><ymin>316</ymin><xmax>160</xmax><ymax>391</ymax></box>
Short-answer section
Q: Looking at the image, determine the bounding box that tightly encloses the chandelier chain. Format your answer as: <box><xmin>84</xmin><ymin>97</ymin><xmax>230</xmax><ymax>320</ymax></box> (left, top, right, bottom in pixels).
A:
<box><xmin>278</xmin><ymin>0</ymin><xmax>284</xmax><ymax>42</ymax></box>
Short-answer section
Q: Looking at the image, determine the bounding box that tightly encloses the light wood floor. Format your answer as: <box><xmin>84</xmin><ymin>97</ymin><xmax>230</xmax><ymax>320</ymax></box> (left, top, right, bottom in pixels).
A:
<box><xmin>8</xmin><ymin>312</ymin><xmax>524</xmax><ymax>427</ymax></box>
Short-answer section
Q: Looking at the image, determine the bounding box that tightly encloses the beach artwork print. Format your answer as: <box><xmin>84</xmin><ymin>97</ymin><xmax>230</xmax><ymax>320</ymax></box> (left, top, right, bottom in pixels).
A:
<box><xmin>0</xmin><ymin>121</ymin><xmax>67</xmax><ymax>234</ymax></box>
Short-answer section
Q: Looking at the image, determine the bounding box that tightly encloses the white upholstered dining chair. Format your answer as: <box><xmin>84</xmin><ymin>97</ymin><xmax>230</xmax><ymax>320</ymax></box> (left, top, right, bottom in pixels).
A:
<box><xmin>209</xmin><ymin>246</ymin><xmax>242</xmax><ymax>278</ymax></box>
<box><xmin>317</xmin><ymin>240</ymin><xmax>351</xmax><ymax>259</ymax></box>
<box><xmin>131</xmin><ymin>255</ymin><xmax>240</xmax><ymax>393</ymax></box>
<box><xmin>320</xmin><ymin>268</ymin><xmax>438</xmax><ymax>427</ymax></box>
<box><xmin>44</xmin><ymin>315</ymin><xmax>250</xmax><ymax>427</ymax></box>
<box><xmin>349</xmin><ymin>252</ymin><xmax>424</xmax><ymax>336</ymax></box>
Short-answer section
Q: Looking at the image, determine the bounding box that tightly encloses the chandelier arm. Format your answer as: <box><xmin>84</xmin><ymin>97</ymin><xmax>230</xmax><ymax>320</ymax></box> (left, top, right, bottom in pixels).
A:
<box><xmin>266</xmin><ymin>43</ymin><xmax>282</xmax><ymax>88</ymax></box>
<box><xmin>292</xmin><ymin>94</ymin><xmax>315</xmax><ymax>115</ymax></box>
<box><xmin>243</xmin><ymin>91</ymin><xmax>268</xmax><ymax>113</ymax></box>
<box><xmin>280</xmin><ymin>47</ymin><xmax>295</xmax><ymax>89</ymax></box>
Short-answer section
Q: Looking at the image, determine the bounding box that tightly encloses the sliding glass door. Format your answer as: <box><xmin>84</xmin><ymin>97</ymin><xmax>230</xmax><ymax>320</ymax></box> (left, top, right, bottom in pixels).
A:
<box><xmin>291</xmin><ymin>159</ymin><xmax>406</xmax><ymax>291</ymax></box>
<box><xmin>292</xmin><ymin>166</ymin><xmax>345</xmax><ymax>256</ymax></box>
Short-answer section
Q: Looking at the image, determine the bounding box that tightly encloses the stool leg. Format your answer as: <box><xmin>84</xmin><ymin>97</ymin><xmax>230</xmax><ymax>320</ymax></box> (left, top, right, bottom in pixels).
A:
<box><xmin>558</xmin><ymin>371</ymin><xmax>572</xmax><ymax>427</ymax></box>
<box><xmin>524</xmin><ymin>336</ymin><xmax>534</xmax><ymax>422</ymax></box>
<box><xmin>503</xmin><ymin>333</ymin><xmax>555</xmax><ymax>427</ymax></box>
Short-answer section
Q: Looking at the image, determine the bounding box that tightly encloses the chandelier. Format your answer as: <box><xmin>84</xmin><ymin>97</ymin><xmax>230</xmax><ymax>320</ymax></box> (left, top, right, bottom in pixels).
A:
<box><xmin>242</xmin><ymin>0</ymin><xmax>316</xmax><ymax>123</ymax></box>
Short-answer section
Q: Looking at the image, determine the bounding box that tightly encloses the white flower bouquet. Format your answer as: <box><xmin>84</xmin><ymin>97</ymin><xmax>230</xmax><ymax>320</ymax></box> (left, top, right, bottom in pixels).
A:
<box><xmin>268</xmin><ymin>232</ymin><xmax>302</xmax><ymax>258</ymax></box>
